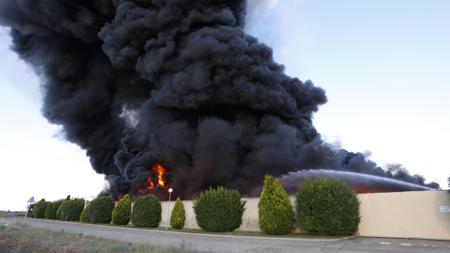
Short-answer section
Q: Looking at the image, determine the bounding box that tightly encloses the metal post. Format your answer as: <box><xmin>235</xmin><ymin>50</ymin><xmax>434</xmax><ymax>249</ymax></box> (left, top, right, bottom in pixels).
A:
<box><xmin>166</xmin><ymin>188</ymin><xmax>173</xmax><ymax>230</ymax></box>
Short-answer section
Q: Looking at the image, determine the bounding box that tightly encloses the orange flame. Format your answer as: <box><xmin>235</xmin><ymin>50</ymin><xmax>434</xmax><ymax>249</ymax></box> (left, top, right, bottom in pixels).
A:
<box><xmin>154</xmin><ymin>164</ymin><xmax>166</xmax><ymax>187</ymax></box>
<box><xmin>138</xmin><ymin>164</ymin><xmax>168</xmax><ymax>195</ymax></box>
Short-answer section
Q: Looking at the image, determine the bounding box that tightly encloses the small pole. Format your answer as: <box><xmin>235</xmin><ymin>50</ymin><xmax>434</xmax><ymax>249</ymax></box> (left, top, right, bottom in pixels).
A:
<box><xmin>166</xmin><ymin>188</ymin><xmax>173</xmax><ymax>231</ymax></box>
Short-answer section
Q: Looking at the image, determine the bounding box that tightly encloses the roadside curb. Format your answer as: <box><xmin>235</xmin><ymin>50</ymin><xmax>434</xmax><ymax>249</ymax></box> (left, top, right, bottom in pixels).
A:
<box><xmin>21</xmin><ymin>218</ymin><xmax>349</xmax><ymax>242</ymax></box>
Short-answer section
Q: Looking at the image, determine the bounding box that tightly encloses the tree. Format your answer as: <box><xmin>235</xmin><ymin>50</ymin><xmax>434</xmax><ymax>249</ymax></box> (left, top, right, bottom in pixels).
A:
<box><xmin>45</xmin><ymin>200</ymin><xmax>63</xmax><ymax>219</ymax></box>
<box><xmin>88</xmin><ymin>196</ymin><xmax>115</xmax><ymax>224</ymax></box>
<box><xmin>170</xmin><ymin>198</ymin><xmax>185</xmax><ymax>230</ymax></box>
<box><xmin>296</xmin><ymin>179</ymin><xmax>360</xmax><ymax>236</ymax></box>
<box><xmin>32</xmin><ymin>199</ymin><xmax>48</xmax><ymax>218</ymax></box>
<box><xmin>258</xmin><ymin>175</ymin><xmax>294</xmax><ymax>235</ymax></box>
<box><xmin>193</xmin><ymin>187</ymin><xmax>245</xmax><ymax>232</ymax></box>
<box><xmin>56</xmin><ymin>198</ymin><xmax>85</xmax><ymax>221</ymax></box>
<box><xmin>112</xmin><ymin>195</ymin><xmax>131</xmax><ymax>225</ymax></box>
<box><xmin>131</xmin><ymin>195</ymin><xmax>161</xmax><ymax>228</ymax></box>
<box><xmin>80</xmin><ymin>204</ymin><xmax>90</xmax><ymax>223</ymax></box>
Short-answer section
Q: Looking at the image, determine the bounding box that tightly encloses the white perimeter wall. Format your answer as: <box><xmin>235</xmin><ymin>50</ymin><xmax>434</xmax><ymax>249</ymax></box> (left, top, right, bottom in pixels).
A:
<box><xmin>159</xmin><ymin>191</ymin><xmax>450</xmax><ymax>240</ymax></box>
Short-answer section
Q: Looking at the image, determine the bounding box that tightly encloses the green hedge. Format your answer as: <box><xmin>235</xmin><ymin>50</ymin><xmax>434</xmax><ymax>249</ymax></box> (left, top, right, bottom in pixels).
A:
<box><xmin>296</xmin><ymin>179</ymin><xmax>360</xmax><ymax>236</ymax></box>
<box><xmin>131</xmin><ymin>195</ymin><xmax>161</xmax><ymax>228</ymax></box>
<box><xmin>56</xmin><ymin>201</ymin><xmax>64</xmax><ymax>220</ymax></box>
<box><xmin>45</xmin><ymin>200</ymin><xmax>63</xmax><ymax>219</ymax></box>
<box><xmin>56</xmin><ymin>196</ymin><xmax>72</xmax><ymax>220</ymax></box>
<box><xmin>112</xmin><ymin>195</ymin><xmax>131</xmax><ymax>225</ymax></box>
<box><xmin>170</xmin><ymin>198</ymin><xmax>185</xmax><ymax>230</ymax></box>
<box><xmin>56</xmin><ymin>198</ymin><xmax>85</xmax><ymax>221</ymax></box>
<box><xmin>193</xmin><ymin>187</ymin><xmax>245</xmax><ymax>232</ymax></box>
<box><xmin>88</xmin><ymin>196</ymin><xmax>115</xmax><ymax>224</ymax></box>
<box><xmin>258</xmin><ymin>175</ymin><xmax>294</xmax><ymax>235</ymax></box>
<box><xmin>80</xmin><ymin>204</ymin><xmax>90</xmax><ymax>223</ymax></box>
<box><xmin>32</xmin><ymin>199</ymin><xmax>48</xmax><ymax>218</ymax></box>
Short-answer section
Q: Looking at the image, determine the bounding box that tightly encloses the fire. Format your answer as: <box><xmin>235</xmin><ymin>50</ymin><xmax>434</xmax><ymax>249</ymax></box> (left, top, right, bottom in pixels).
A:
<box><xmin>137</xmin><ymin>163</ymin><xmax>168</xmax><ymax>195</ymax></box>
<box><xmin>154</xmin><ymin>164</ymin><xmax>166</xmax><ymax>187</ymax></box>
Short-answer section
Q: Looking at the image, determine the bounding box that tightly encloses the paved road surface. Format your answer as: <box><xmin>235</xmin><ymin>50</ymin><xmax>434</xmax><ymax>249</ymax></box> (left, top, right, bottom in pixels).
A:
<box><xmin>1</xmin><ymin>217</ymin><xmax>449</xmax><ymax>253</ymax></box>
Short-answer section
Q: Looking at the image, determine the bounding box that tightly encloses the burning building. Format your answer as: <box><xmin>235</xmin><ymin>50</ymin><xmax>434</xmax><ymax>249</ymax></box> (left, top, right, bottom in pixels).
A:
<box><xmin>0</xmin><ymin>0</ymin><xmax>438</xmax><ymax>199</ymax></box>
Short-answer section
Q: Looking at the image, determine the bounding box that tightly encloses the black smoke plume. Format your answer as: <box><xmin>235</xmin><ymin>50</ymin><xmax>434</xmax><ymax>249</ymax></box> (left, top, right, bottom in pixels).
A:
<box><xmin>0</xmin><ymin>0</ymin><xmax>438</xmax><ymax>199</ymax></box>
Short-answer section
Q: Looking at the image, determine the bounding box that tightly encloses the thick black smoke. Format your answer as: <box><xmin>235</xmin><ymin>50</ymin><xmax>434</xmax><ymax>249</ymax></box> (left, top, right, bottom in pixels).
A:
<box><xmin>0</xmin><ymin>0</ymin><xmax>438</xmax><ymax>198</ymax></box>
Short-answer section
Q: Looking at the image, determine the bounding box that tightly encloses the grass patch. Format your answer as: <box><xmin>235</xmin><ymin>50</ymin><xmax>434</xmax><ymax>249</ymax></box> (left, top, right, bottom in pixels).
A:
<box><xmin>102</xmin><ymin>223</ymin><xmax>344</xmax><ymax>240</ymax></box>
<box><xmin>156</xmin><ymin>228</ymin><xmax>345</xmax><ymax>240</ymax></box>
<box><xmin>0</xmin><ymin>223</ymin><xmax>206</xmax><ymax>253</ymax></box>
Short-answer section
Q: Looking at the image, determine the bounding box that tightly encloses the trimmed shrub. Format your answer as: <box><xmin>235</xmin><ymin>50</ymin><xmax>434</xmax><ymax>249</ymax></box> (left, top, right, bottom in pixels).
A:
<box><xmin>170</xmin><ymin>198</ymin><xmax>185</xmax><ymax>230</ymax></box>
<box><xmin>112</xmin><ymin>195</ymin><xmax>131</xmax><ymax>225</ymax></box>
<box><xmin>56</xmin><ymin>195</ymin><xmax>72</xmax><ymax>219</ymax></box>
<box><xmin>88</xmin><ymin>196</ymin><xmax>115</xmax><ymax>224</ymax></box>
<box><xmin>45</xmin><ymin>200</ymin><xmax>63</xmax><ymax>219</ymax></box>
<box><xmin>56</xmin><ymin>201</ymin><xmax>64</xmax><ymax>220</ymax></box>
<box><xmin>193</xmin><ymin>187</ymin><xmax>245</xmax><ymax>232</ymax></box>
<box><xmin>258</xmin><ymin>175</ymin><xmax>295</xmax><ymax>235</ymax></box>
<box><xmin>296</xmin><ymin>179</ymin><xmax>360</xmax><ymax>236</ymax></box>
<box><xmin>32</xmin><ymin>199</ymin><xmax>48</xmax><ymax>218</ymax></box>
<box><xmin>131</xmin><ymin>195</ymin><xmax>161</xmax><ymax>228</ymax></box>
<box><xmin>57</xmin><ymin>198</ymin><xmax>85</xmax><ymax>221</ymax></box>
<box><xmin>80</xmin><ymin>204</ymin><xmax>90</xmax><ymax>223</ymax></box>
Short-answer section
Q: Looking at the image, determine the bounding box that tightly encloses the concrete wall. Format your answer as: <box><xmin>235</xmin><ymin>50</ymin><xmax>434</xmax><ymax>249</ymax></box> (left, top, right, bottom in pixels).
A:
<box><xmin>161</xmin><ymin>200</ymin><xmax>200</xmax><ymax>229</ymax></box>
<box><xmin>358</xmin><ymin>190</ymin><xmax>450</xmax><ymax>240</ymax></box>
<box><xmin>160</xmin><ymin>191</ymin><xmax>450</xmax><ymax>240</ymax></box>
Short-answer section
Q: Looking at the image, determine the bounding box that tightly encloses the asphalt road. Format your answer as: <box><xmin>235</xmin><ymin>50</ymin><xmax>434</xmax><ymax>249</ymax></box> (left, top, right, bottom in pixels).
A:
<box><xmin>1</xmin><ymin>217</ymin><xmax>450</xmax><ymax>253</ymax></box>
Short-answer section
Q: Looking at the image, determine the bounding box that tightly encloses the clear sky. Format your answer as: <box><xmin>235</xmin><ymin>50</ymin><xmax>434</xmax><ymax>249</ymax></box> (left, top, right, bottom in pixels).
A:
<box><xmin>1</xmin><ymin>0</ymin><xmax>449</xmax><ymax>210</ymax></box>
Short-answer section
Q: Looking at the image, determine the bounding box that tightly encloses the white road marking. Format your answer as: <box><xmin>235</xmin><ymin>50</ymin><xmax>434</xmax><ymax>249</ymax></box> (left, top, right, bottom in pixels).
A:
<box><xmin>380</xmin><ymin>242</ymin><xmax>391</xmax><ymax>245</ymax></box>
<box><xmin>400</xmin><ymin>243</ymin><xmax>412</xmax><ymax>247</ymax></box>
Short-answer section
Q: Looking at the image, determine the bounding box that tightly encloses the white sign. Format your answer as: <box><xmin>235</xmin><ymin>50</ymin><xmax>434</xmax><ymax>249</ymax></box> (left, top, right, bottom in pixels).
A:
<box><xmin>439</xmin><ymin>205</ymin><xmax>450</xmax><ymax>213</ymax></box>
<box><xmin>27</xmin><ymin>196</ymin><xmax>35</xmax><ymax>204</ymax></box>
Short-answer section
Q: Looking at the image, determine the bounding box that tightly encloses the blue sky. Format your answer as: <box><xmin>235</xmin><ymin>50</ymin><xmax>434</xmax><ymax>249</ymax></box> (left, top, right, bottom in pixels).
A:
<box><xmin>1</xmin><ymin>0</ymin><xmax>449</xmax><ymax>210</ymax></box>
<box><xmin>248</xmin><ymin>0</ymin><xmax>449</xmax><ymax>184</ymax></box>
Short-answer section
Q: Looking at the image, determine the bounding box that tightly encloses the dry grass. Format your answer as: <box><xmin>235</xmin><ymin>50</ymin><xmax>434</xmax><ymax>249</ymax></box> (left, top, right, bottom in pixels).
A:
<box><xmin>0</xmin><ymin>211</ymin><xmax>25</xmax><ymax>217</ymax></box>
<box><xmin>0</xmin><ymin>224</ymin><xmax>204</xmax><ymax>253</ymax></box>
